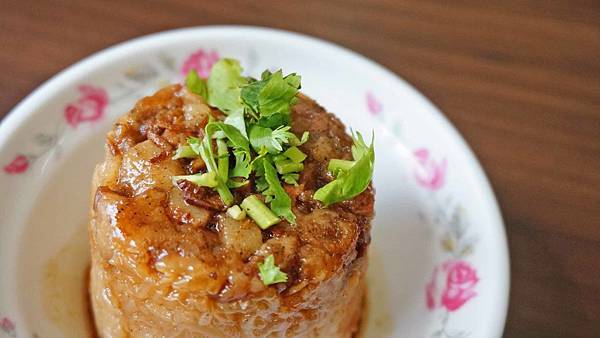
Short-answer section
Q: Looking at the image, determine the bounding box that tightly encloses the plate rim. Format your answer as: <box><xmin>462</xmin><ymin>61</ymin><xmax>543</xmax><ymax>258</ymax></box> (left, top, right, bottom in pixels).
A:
<box><xmin>0</xmin><ymin>25</ymin><xmax>510</xmax><ymax>337</ymax></box>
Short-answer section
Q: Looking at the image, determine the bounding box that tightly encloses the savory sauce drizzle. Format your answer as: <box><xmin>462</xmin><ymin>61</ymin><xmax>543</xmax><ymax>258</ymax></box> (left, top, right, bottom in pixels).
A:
<box><xmin>42</xmin><ymin>225</ymin><xmax>95</xmax><ymax>338</ymax></box>
<box><xmin>356</xmin><ymin>248</ymin><xmax>394</xmax><ymax>338</ymax></box>
<box><xmin>41</xmin><ymin>225</ymin><xmax>389</xmax><ymax>338</ymax></box>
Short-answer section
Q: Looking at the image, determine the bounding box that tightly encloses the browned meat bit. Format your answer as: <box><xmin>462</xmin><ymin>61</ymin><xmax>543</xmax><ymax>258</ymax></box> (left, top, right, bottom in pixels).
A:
<box><xmin>89</xmin><ymin>84</ymin><xmax>374</xmax><ymax>337</ymax></box>
<box><xmin>176</xmin><ymin>179</ymin><xmax>226</xmax><ymax>211</ymax></box>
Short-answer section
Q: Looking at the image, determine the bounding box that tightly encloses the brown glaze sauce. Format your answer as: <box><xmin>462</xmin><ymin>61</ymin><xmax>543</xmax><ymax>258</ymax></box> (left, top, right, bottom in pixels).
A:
<box><xmin>41</xmin><ymin>229</ymin><xmax>393</xmax><ymax>337</ymax></box>
<box><xmin>42</xmin><ymin>226</ymin><xmax>96</xmax><ymax>338</ymax></box>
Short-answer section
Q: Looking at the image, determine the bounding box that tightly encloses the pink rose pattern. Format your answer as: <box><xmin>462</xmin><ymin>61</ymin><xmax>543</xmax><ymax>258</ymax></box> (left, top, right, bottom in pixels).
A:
<box><xmin>364</xmin><ymin>91</ymin><xmax>477</xmax><ymax>333</ymax></box>
<box><xmin>426</xmin><ymin>266</ymin><xmax>439</xmax><ymax>310</ymax></box>
<box><xmin>0</xmin><ymin>317</ymin><xmax>16</xmax><ymax>337</ymax></box>
<box><xmin>180</xmin><ymin>49</ymin><xmax>219</xmax><ymax>78</ymax></box>
<box><xmin>413</xmin><ymin>148</ymin><xmax>447</xmax><ymax>190</ymax></box>
<box><xmin>3</xmin><ymin>155</ymin><xmax>29</xmax><ymax>174</ymax></box>
<box><xmin>4</xmin><ymin>84</ymin><xmax>106</xmax><ymax>175</ymax></box>
<box><xmin>64</xmin><ymin>85</ymin><xmax>108</xmax><ymax>127</ymax></box>
<box><xmin>427</xmin><ymin>260</ymin><xmax>478</xmax><ymax>312</ymax></box>
<box><xmin>366</xmin><ymin>91</ymin><xmax>383</xmax><ymax>115</ymax></box>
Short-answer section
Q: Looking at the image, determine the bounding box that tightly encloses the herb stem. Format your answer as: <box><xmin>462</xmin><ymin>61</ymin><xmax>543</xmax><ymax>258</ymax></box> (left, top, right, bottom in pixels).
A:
<box><xmin>217</xmin><ymin>139</ymin><xmax>229</xmax><ymax>182</ymax></box>
<box><xmin>241</xmin><ymin>195</ymin><xmax>280</xmax><ymax>229</ymax></box>
<box><xmin>276</xmin><ymin>160</ymin><xmax>304</xmax><ymax>175</ymax></box>
<box><xmin>328</xmin><ymin>159</ymin><xmax>354</xmax><ymax>175</ymax></box>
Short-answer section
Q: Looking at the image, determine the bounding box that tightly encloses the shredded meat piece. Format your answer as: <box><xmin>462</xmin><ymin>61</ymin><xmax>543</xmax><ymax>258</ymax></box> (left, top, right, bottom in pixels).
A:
<box><xmin>177</xmin><ymin>179</ymin><xmax>226</xmax><ymax>211</ymax></box>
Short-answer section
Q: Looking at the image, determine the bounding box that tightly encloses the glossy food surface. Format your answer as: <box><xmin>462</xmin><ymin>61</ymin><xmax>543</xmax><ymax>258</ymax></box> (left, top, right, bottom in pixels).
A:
<box><xmin>88</xmin><ymin>84</ymin><xmax>374</xmax><ymax>337</ymax></box>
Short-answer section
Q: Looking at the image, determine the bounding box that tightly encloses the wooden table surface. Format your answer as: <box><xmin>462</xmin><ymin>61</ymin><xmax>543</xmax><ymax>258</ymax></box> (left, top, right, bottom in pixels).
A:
<box><xmin>2</xmin><ymin>1</ymin><xmax>599</xmax><ymax>337</ymax></box>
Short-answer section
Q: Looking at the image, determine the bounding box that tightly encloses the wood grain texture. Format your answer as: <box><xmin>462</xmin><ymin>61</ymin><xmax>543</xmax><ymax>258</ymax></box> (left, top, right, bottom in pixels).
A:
<box><xmin>1</xmin><ymin>1</ymin><xmax>599</xmax><ymax>336</ymax></box>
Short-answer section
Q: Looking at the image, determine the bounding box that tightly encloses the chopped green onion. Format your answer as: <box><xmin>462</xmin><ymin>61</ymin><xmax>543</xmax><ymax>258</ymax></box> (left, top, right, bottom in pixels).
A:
<box><xmin>273</xmin><ymin>154</ymin><xmax>287</xmax><ymax>164</ymax></box>
<box><xmin>282</xmin><ymin>173</ymin><xmax>299</xmax><ymax>185</ymax></box>
<box><xmin>258</xmin><ymin>254</ymin><xmax>288</xmax><ymax>286</ymax></box>
<box><xmin>241</xmin><ymin>195</ymin><xmax>280</xmax><ymax>229</ymax></box>
<box><xmin>171</xmin><ymin>171</ymin><xmax>218</xmax><ymax>188</ymax></box>
<box><xmin>328</xmin><ymin>159</ymin><xmax>354</xmax><ymax>175</ymax></box>
<box><xmin>172</xmin><ymin>145</ymin><xmax>198</xmax><ymax>160</ymax></box>
<box><xmin>275</xmin><ymin>160</ymin><xmax>304</xmax><ymax>175</ymax></box>
<box><xmin>283</xmin><ymin>146</ymin><xmax>306</xmax><ymax>163</ymax></box>
<box><xmin>227</xmin><ymin>205</ymin><xmax>247</xmax><ymax>220</ymax></box>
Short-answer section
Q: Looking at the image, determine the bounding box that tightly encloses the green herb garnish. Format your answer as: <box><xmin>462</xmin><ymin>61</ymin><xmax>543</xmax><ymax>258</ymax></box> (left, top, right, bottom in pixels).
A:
<box><xmin>216</xmin><ymin>139</ymin><xmax>229</xmax><ymax>183</ymax></box>
<box><xmin>175</xmin><ymin>59</ymin><xmax>374</xmax><ymax>224</ymax></box>
<box><xmin>314</xmin><ymin>132</ymin><xmax>375</xmax><ymax>206</ymax></box>
<box><xmin>172</xmin><ymin>145</ymin><xmax>198</xmax><ymax>160</ymax></box>
<box><xmin>223</xmin><ymin>111</ymin><xmax>248</xmax><ymax>138</ymax></box>
<box><xmin>227</xmin><ymin>205</ymin><xmax>247</xmax><ymax>221</ymax></box>
<box><xmin>205</xmin><ymin>122</ymin><xmax>252</xmax><ymax>179</ymax></box>
<box><xmin>241</xmin><ymin>195</ymin><xmax>280</xmax><ymax>229</ymax></box>
<box><xmin>171</xmin><ymin>171</ymin><xmax>218</xmax><ymax>188</ymax></box>
<box><xmin>327</xmin><ymin>159</ymin><xmax>354</xmax><ymax>176</ymax></box>
<box><xmin>248</xmin><ymin>125</ymin><xmax>296</xmax><ymax>154</ymax></box>
<box><xmin>275</xmin><ymin>160</ymin><xmax>303</xmax><ymax>175</ymax></box>
<box><xmin>241</xmin><ymin>70</ymin><xmax>301</xmax><ymax>117</ymax></box>
<box><xmin>281</xmin><ymin>173</ymin><xmax>300</xmax><ymax>185</ymax></box>
<box><xmin>189</xmin><ymin>135</ymin><xmax>234</xmax><ymax>206</ymax></box>
<box><xmin>185</xmin><ymin>69</ymin><xmax>207</xmax><ymax>100</ymax></box>
<box><xmin>261</xmin><ymin>159</ymin><xmax>296</xmax><ymax>223</ymax></box>
<box><xmin>207</xmin><ymin>59</ymin><xmax>248</xmax><ymax>114</ymax></box>
<box><xmin>258</xmin><ymin>254</ymin><xmax>288</xmax><ymax>285</ymax></box>
<box><xmin>283</xmin><ymin>146</ymin><xmax>307</xmax><ymax>163</ymax></box>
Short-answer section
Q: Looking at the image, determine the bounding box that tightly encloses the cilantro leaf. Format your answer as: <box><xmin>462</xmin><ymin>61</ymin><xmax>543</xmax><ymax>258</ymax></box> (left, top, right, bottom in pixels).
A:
<box><xmin>172</xmin><ymin>144</ymin><xmax>199</xmax><ymax>160</ymax></box>
<box><xmin>248</xmin><ymin>125</ymin><xmax>297</xmax><ymax>154</ymax></box>
<box><xmin>206</xmin><ymin>122</ymin><xmax>252</xmax><ymax>179</ymax></box>
<box><xmin>207</xmin><ymin>59</ymin><xmax>248</xmax><ymax>114</ymax></box>
<box><xmin>240</xmin><ymin>79</ymin><xmax>261</xmax><ymax>115</ymax></box>
<box><xmin>259</xmin><ymin>71</ymin><xmax>300</xmax><ymax>116</ymax></box>
<box><xmin>223</xmin><ymin>110</ymin><xmax>248</xmax><ymax>139</ymax></box>
<box><xmin>258</xmin><ymin>254</ymin><xmax>288</xmax><ymax>285</ymax></box>
<box><xmin>262</xmin><ymin>159</ymin><xmax>295</xmax><ymax>223</ymax></box>
<box><xmin>289</xmin><ymin>131</ymin><xmax>309</xmax><ymax>146</ymax></box>
<box><xmin>255</xmin><ymin>175</ymin><xmax>269</xmax><ymax>192</ymax></box>
<box><xmin>241</xmin><ymin>70</ymin><xmax>300</xmax><ymax>118</ymax></box>
<box><xmin>283</xmin><ymin>146</ymin><xmax>307</xmax><ymax>163</ymax></box>
<box><xmin>256</xmin><ymin>113</ymin><xmax>290</xmax><ymax>129</ymax></box>
<box><xmin>185</xmin><ymin>69</ymin><xmax>207</xmax><ymax>100</ymax></box>
<box><xmin>313</xmin><ymin>132</ymin><xmax>375</xmax><ymax>206</ymax></box>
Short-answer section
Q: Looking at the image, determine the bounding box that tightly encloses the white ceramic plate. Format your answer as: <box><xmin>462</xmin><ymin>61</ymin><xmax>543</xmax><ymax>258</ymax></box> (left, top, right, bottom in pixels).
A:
<box><xmin>0</xmin><ymin>26</ymin><xmax>509</xmax><ymax>338</ymax></box>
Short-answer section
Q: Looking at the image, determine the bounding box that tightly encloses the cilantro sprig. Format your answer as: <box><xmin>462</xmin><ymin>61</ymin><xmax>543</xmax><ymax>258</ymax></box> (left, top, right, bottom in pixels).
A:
<box><xmin>241</xmin><ymin>70</ymin><xmax>301</xmax><ymax>117</ymax></box>
<box><xmin>174</xmin><ymin>59</ymin><xmax>306</xmax><ymax>225</ymax></box>
<box><xmin>188</xmin><ymin>135</ymin><xmax>234</xmax><ymax>206</ymax></box>
<box><xmin>174</xmin><ymin>58</ymin><xmax>374</xmax><ymax>228</ymax></box>
<box><xmin>314</xmin><ymin>132</ymin><xmax>375</xmax><ymax>206</ymax></box>
<box><xmin>207</xmin><ymin>59</ymin><xmax>248</xmax><ymax>114</ymax></box>
<box><xmin>258</xmin><ymin>254</ymin><xmax>288</xmax><ymax>285</ymax></box>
